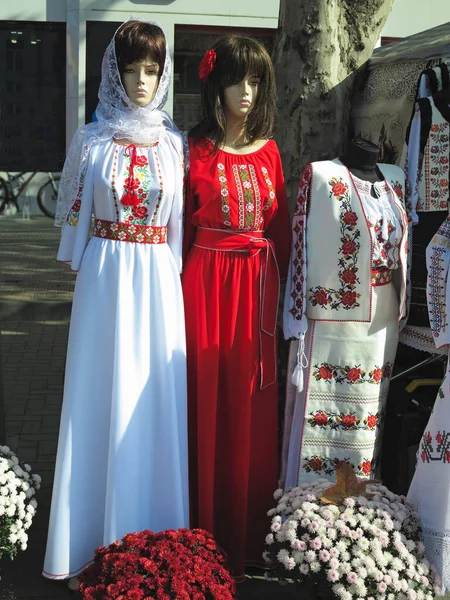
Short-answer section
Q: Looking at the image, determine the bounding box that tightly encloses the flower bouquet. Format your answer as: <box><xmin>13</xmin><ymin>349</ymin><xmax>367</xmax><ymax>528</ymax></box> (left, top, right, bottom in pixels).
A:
<box><xmin>78</xmin><ymin>528</ymin><xmax>237</xmax><ymax>599</ymax></box>
<box><xmin>0</xmin><ymin>445</ymin><xmax>41</xmax><ymax>560</ymax></box>
<box><xmin>264</xmin><ymin>464</ymin><xmax>440</xmax><ymax>600</ymax></box>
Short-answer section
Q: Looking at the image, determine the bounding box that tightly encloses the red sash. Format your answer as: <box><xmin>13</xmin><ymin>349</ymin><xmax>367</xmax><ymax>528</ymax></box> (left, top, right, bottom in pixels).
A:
<box><xmin>194</xmin><ymin>227</ymin><xmax>280</xmax><ymax>389</ymax></box>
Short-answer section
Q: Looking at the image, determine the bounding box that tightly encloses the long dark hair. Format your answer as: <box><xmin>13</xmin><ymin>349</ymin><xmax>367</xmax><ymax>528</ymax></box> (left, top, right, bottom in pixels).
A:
<box><xmin>114</xmin><ymin>21</ymin><xmax>166</xmax><ymax>81</ymax></box>
<box><xmin>190</xmin><ymin>34</ymin><xmax>277</xmax><ymax>152</ymax></box>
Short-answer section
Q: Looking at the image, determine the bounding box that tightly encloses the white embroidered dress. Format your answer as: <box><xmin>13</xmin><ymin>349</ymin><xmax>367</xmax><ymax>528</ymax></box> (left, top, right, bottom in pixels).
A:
<box><xmin>43</xmin><ymin>135</ymin><xmax>189</xmax><ymax>580</ymax></box>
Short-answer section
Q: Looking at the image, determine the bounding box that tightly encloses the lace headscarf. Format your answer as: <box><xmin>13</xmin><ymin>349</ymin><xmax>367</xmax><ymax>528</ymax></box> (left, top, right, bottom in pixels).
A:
<box><xmin>55</xmin><ymin>17</ymin><xmax>176</xmax><ymax>226</ymax></box>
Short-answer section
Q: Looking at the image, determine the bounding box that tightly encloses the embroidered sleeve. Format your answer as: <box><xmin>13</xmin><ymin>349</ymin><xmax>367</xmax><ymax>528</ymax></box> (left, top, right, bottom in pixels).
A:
<box><xmin>57</xmin><ymin>147</ymin><xmax>95</xmax><ymax>272</ymax></box>
<box><xmin>282</xmin><ymin>164</ymin><xmax>312</xmax><ymax>339</ymax></box>
<box><xmin>426</xmin><ymin>216</ymin><xmax>450</xmax><ymax>349</ymax></box>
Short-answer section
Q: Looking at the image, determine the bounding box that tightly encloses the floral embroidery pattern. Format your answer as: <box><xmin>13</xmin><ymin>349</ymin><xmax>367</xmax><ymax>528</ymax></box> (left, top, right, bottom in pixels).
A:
<box><xmin>312</xmin><ymin>362</ymin><xmax>392</xmax><ymax>385</ymax></box>
<box><xmin>121</xmin><ymin>152</ymin><xmax>153</xmax><ymax>225</ymax></box>
<box><xmin>66</xmin><ymin>162</ymin><xmax>88</xmax><ymax>227</ymax></box>
<box><xmin>288</xmin><ymin>165</ymin><xmax>311</xmax><ymax>321</ymax></box>
<box><xmin>302</xmin><ymin>456</ymin><xmax>374</xmax><ymax>478</ymax></box>
<box><xmin>421</xmin><ymin>121</ymin><xmax>449</xmax><ymax>211</ymax></box>
<box><xmin>307</xmin><ymin>410</ymin><xmax>380</xmax><ymax>431</ymax></box>
<box><xmin>308</xmin><ymin>177</ymin><xmax>361</xmax><ymax>311</ymax></box>
<box><xmin>370</xmin><ymin>218</ymin><xmax>397</xmax><ymax>269</ymax></box>
<box><xmin>390</xmin><ymin>180</ymin><xmax>404</xmax><ymax>202</ymax></box>
<box><xmin>261</xmin><ymin>166</ymin><xmax>276</xmax><ymax>212</ymax></box>
<box><xmin>233</xmin><ymin>164</ymin><xmax>260</xmax><ymax>229</ymax></box>
<box><xmin>217</xmin><ymin>162</ymin><xmax>231</xmax><ymax>228</ymax></box>
<box><xmin>150</xmin><ymin>147</ymin><xmax>164</xmax><ymax>225</ymax></box>
<box><xmin>427</xmin><ymin>220</ymin><xmax>450</xmax><ymax>339</ymax></box>
<box><xmin>420</xmin><ymin>430</ymin><xmax>450</xmax><ymax>464</ymax></box>
<box><xmin>93</xmin><ymin>219</ymin><xmax>167</xmax><ymax>244</ymax></box>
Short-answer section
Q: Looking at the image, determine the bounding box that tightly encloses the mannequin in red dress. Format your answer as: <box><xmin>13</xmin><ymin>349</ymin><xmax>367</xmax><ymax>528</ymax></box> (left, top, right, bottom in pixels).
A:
<box><xmin>182</xmin><ymin>34</ymin><xmax>291</xmax><ymax>581</ymax></box>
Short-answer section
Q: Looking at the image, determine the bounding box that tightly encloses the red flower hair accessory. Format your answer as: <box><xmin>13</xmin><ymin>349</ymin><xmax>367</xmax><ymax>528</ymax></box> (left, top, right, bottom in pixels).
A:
<box><xmin>199</xmin><ymin>49</ymin><xmax>216</xmax><ymax>80</ymax></box>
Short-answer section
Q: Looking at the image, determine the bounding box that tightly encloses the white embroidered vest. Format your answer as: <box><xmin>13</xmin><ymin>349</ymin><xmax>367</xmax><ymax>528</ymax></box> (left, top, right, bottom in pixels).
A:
<box><xmin>418</xmin><ymin>97</ymin><xmax>450</xmax><ymax>212</ymax></box>
<box><xmin>306</xmin><ymin>159</ymin><xmax>408</xmax><ymax>323</ymax></box>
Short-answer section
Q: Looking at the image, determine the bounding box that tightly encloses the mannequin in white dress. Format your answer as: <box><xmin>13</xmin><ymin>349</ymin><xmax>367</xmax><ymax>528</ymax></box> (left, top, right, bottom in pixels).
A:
<box><xmin>43</xmin><ymin>19</ymin><xmax>189</xmax><ymax>588</ymax></box>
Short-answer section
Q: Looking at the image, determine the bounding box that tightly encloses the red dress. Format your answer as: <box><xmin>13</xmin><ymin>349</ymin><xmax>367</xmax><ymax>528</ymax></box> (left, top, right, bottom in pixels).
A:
<box><xmin>182</xmin><ymin>138</ymin><xmax>291</xmax><ymax>579</ymax></box>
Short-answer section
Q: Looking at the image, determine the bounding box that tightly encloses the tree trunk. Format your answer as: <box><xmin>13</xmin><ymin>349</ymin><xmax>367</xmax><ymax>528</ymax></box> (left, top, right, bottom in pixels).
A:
<box><xmin>273</xmin><ymin>0</ymin><xmax>395</xmax><ymax>210</ymax></box>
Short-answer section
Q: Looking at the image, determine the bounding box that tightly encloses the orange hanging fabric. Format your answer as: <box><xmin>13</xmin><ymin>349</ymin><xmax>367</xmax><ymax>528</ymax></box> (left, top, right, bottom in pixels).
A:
<box><xmin>121</xmin><ymin>144</ymin><xmax>140</xmax><ymax>206</ymax></box>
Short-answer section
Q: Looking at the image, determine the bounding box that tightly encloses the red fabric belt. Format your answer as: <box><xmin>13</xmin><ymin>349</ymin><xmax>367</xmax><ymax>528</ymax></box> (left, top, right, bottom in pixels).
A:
<box><xmin>371</xmin><ymin>269</ymin><xmax>393</xmax><ymax>287</ymax></box>
<box><xmin>194</xmin><ymin>227</ymin><xmax>279</xmax><ymax>390</ymax></box>
<box><xmin>93</xmin><ymin>219</ymin><xmax>167</xmax><ymax>244</ymax></box>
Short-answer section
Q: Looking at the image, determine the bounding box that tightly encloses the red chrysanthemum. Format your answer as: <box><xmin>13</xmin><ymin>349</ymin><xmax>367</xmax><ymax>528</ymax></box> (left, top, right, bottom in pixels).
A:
<box><xmin>199</xmin><ymin>49</ymin><xmax>217</xmax><ymax>80</ymax></box>
<box><xmin>77</xmin><ymin>528</ymin><xmax>236</xmax><ymax>600</ymax></box>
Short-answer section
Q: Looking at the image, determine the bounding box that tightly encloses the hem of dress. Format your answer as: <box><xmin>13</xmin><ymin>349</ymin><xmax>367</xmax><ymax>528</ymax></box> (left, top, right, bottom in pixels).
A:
<box><xmin>42</xmin><ymin>560</ymin><xmax>93</xmax><ymax>580</ymax></box>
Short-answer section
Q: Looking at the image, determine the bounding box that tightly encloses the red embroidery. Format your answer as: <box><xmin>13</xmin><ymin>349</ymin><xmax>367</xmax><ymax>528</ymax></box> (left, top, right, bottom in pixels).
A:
<box><xmin>307</xmin><ymin>410</ymin><xmax>380</xmax><ymax>431</ymax></box>
<box><xmin>93</xmin><ymin>219</ymin><xmax>167</xmax><ymax>244</ymax></box>
<box><xmin>308</xmin><ymin>176</ymin><xmax>361</xmax><ymax>311</ymax></box>
<box><xmin>312</xmin><ymin>361</ymin><xmax>393</xmax><ymax>385</ymax></box>
<box><xmin>287</xmin><ymin>165</ymin><xmax>311</xmax><ymax>320</ymax></box>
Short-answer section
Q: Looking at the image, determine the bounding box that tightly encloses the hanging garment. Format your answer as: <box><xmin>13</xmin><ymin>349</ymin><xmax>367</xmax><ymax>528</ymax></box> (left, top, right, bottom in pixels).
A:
<box><xmin>408</xmin><ymin>215</ymin><xmax>450</xmax><ymax>593</ymax></box>
<box><xmin>281</xmin><ymin>159</ymin><xmax>408</xmax><ymax>486</ymax></box>
<box><xmin>182</xmin><ymin>137</ymin><xmax>291</xmax><ymax>580</ymax></box>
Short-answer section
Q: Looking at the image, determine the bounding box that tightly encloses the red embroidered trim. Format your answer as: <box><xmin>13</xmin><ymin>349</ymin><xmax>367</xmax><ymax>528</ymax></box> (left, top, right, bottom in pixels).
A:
<box><xmin>93</xmin><ymin>219</ymin><xmax>167</xmax><ymax>244</ymax></box>
<box><xmin>371</xmin><ymin>269</ymin><xmax>392</xmax><ymax>286</ymax></box>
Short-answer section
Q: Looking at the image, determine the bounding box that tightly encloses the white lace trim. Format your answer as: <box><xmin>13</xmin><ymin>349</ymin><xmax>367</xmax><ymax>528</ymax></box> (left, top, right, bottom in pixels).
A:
<box><xmin>422</xmin><ymin>527</ymin><xmax>450</xmax><ymax>593</ymax></box>
<box><xmin>399</xmin><ymin>324</ymin><xmax>448</xmax><ymax>355</ymax></box>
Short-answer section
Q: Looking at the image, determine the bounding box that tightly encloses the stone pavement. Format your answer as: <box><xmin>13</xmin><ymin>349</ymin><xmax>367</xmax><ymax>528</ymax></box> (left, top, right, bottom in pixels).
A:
<box><xmin>0</xmin><ymin>217</ymin><xmax>298</xmax><ymax>599</ymax></box>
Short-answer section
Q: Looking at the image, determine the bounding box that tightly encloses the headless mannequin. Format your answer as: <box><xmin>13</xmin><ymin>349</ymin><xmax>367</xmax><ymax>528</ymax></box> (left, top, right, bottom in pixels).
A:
<box><xmin>340</xmin><ymin>138</ymin><xmax>384</xmax><ymax>185</ymax></box>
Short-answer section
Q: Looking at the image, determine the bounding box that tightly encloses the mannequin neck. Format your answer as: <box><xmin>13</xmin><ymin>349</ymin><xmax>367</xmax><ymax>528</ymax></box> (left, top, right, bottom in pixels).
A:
<box><xmin>341</xmin><ymin>138</ymin><xmax>384</xmax><ymax>184</ymax></box>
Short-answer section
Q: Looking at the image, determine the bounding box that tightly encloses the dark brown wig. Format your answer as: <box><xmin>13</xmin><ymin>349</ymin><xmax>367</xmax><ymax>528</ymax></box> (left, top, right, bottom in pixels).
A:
<box><xmin>114</xmin><ymin>21</ymin><xmax>166</xmax><ymax>80</ymax></box>
<box><xmin>190</xmin><ymin>34</ymin><xmax>277</xmax><ymax>152</ymax></box>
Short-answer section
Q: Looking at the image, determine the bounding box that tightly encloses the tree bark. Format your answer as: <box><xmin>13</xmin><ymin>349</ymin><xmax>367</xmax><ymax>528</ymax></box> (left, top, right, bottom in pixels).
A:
<box><xmin>273</xmin><ymin>0</ymin><xmax>395</xmax><ymax>210</ymax></box>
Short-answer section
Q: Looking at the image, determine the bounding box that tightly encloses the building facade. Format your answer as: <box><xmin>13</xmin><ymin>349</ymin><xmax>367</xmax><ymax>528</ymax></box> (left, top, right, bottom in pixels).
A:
<box><xmin>0</xmin><ymin>0</ymin><xmax>279</xmax><ymax>173</ymax></box>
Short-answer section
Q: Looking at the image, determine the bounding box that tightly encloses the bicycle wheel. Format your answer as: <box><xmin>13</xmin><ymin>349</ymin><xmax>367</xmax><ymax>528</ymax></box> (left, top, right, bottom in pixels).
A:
<box><xmin>0</xmin><ymin>178</ymin><xmax>8</xmax><ymax>214</ymax></box>
<box><xmin>37</xmin><ymin>175</ymin><xmax>60</xmax><ymax>218</ymax></box>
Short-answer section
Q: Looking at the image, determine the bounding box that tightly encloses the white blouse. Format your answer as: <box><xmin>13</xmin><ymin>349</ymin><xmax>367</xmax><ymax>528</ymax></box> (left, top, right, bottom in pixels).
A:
<box><xmin>353</xmin><ymin>176</ymin><xmax>403</xmax><ymax>271</ymax></box>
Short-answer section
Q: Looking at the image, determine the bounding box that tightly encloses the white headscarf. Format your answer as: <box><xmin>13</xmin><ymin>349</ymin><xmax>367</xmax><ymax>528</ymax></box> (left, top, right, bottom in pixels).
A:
<box><xmin>55</xmin><ymin>17</ymin><xmax>176</xmax><ymax>226</ymax></box>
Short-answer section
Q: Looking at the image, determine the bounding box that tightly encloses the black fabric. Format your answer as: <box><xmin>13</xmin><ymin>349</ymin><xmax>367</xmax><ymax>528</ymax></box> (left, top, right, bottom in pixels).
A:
<box><xmin>426</xmin><ymin>67</ymin><xmax>439</xmax><ymax>95</ymax></box>
<box><xmin>417</xmin><ymin>97</ymin><xmax>433</xmax><ymax>155</ymax></box>
<box><xmin>409</xmin><ymin>211</ymin><xmax>448</xmax><ymax>327</ymax></box>
<box><xmin>440</xmin><ymin>62</ymin><xmax>450</xmax><ymax>90</ymax></box>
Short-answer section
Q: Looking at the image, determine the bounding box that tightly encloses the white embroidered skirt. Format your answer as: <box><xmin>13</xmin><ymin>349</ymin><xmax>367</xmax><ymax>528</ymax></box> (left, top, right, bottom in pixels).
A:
<box><xmin>281</xmin><ymin>282</ymin><xmax>399</xmax><ymax>487</ymax></box>
<box><xmin>408</xmin><ymin>365</ymin><xmax>450</xmax><ymax>593</ymax></box>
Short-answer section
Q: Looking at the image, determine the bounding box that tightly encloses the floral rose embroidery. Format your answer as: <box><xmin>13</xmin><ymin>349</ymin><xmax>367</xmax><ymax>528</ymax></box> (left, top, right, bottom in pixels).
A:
<box><xmin>308</xmin><ymin>176</ymin><xmax>361</xmax><ymax>311</ymax></box>
<box><xmin>341</xmin><ymin>415</ymin><xmax>357</xmax><ymax>429</ymax></box>
<box><xmin>342</xmin><ymin>240</ymin><xmax>357</xmax><ymax>255</ymax></box>
<box><xmin>135</xmin><ymin>155</ymin><xmax>148</xmax><ymax>167</ymax></box>
<box><xmin>367</xmin><ymin>415</ymin><xmax>378</xmax><ymax>429</ymax></box>
<box><xmin>332</xmin><ymin>181</ymin><xmax>347</xmax><ymax>196</ymax></box>
<box><xmin>343</xmin><ymin>211</ymin><xmax>358</xmax><ymax>226</ymax></box>
<box><xmin>313</xmin><ymin>413</ymin><xmax>328</xmax><ymax>427</ymax></box>
<box><xmin>372</xmin><ymin>368</ymin><xmax>382</xmax><ymax>383</ymax></box>
<box><xmin>308</xmin><ymin>458</ymin><xmax>323</xmax><ymax>472</ymax></box>
<box><xmin>319</xmin><ymin>366</ymin><xmax>333</xmax><ymax>380</ymax></box>
<box><xmin>342</xmin><ymin>291</ymin><xmax>357</xmax><ymax>307</ymax></box>
<box><xmin>124</xmin><ymin>177</ymin><xmax>140</xmax><ymax>191</ymax></box>
<box><xmin>341</xmin><ymin>269</ymin><xmax>357</xmax><ymax>285</ymax></box>
<box><xmin>315</xmin><ymin>290</ymin><xmax>328</xmax><ymax>306</ymax></box>
<box><xmin>360</xmin><ymin>460</ymin><xmax>372</xmax><ymax>475</ymax></box>
<box><xmin>132</xmin><ymin>205</ymin><xmax>148</xmax><ymax>220</ymax></box>
<box><xmin>346</xmin><ymin>368</ymin><xmax>361</xmax><ymax>383</ymax></box>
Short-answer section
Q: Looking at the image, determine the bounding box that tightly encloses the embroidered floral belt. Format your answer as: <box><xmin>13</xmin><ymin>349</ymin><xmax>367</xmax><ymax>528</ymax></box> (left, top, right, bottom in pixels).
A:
<box><xmin>194</xmin><ymin>226</ymin><xmax>279</xmax><ymax>390</ymax></box>
<box><xmin>371</xmin><ymin>269</ymin><xmax>393</xmax><ymax>287</ymax></box>
<box><xmin>93</xmin><ymin>219</ymin><xmax>167</xmax><ymax>244</ymax></box>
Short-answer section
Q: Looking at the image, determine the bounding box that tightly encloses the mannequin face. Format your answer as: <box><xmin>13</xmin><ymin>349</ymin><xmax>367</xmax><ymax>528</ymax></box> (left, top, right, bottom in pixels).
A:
<box><xmin>122</xmin><ymin>55</ymin><xmax>160</xmax><ymax>106</ymax></box>
<box><xmin>223</xmin><ymin>74</ymin><xmax>260</xmax><ymax>120</ymax></box>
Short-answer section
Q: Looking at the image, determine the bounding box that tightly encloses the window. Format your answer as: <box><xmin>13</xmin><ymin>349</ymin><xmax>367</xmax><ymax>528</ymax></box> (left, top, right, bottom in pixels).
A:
<box><xmin>0</xmin><ymin>21</ymin><xmax>66</xmax><ymax>172</ymax></box>
<box><xmin>174</xmin><ymin>25</ymin><xmax>276</xmax><ymax>132</ymax></box>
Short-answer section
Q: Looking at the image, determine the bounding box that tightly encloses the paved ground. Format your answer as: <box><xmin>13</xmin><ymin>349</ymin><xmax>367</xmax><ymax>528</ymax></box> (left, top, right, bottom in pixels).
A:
<box><xmin>0</xmin><ymin>217</ymin><xmax>298</xmax><ymax>599</ymax></box>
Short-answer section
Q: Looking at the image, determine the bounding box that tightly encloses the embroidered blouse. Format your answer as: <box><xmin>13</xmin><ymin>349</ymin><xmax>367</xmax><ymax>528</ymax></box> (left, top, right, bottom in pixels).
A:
<box><xmin>183</xmin><ymin>138</ymin><xmax>291</xmax><ymax>279</ymax></box>
<box><xmin>353</xmin><ymin>176</ymin><xmax>403</xmax><ymax>271</ymax></box>
<box><xmin>58</xmin><ymin>135</ymin><xmax>185</xmax><ymax>271</ymax></box>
